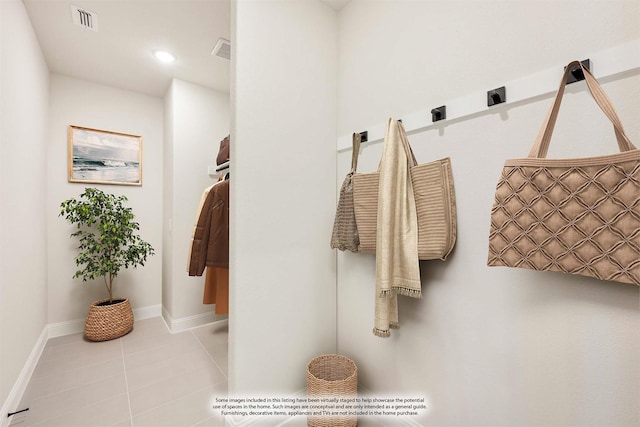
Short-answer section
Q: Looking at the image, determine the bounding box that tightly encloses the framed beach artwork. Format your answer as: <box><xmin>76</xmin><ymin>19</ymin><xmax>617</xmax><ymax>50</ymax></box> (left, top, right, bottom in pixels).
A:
<box><xmin>68</xmin><ymin>126</ymin><xmax>142</xmax><ymax>186</ymax></box>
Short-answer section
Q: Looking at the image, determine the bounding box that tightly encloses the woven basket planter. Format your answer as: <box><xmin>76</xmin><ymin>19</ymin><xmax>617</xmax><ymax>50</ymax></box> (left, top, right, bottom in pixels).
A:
<box><xmin>84</xmin><ymin>298</ymin><xmax>134</xmax><ymax>342</ymax></box>
<box><xmin>306</xmin><ymin>354</ymin><xmax>358</xmax><ymax>427</ymax></box>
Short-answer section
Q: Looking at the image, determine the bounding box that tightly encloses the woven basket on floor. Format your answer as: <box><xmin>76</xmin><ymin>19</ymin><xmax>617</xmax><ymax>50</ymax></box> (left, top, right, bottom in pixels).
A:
<box><xmin>307</xmin><ymin>354</ymin><xmax>358</xmax><ymax>427</ymax></box>
<box><xmin>84</xmin><ymin>298</ymin><xmax>134</xmax><ymax>342</ymax></box>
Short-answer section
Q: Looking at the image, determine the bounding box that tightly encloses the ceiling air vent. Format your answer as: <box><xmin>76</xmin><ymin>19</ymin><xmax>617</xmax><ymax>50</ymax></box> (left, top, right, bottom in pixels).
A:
<box><xmin>211</xmin><ymin>38</ymin><xmax>231</xmax><ymax>60</ymax></box>
<box><xmin>70</xmin><ymin>4</ymin><xmax>98</xmax><ymax>32</ymax></box>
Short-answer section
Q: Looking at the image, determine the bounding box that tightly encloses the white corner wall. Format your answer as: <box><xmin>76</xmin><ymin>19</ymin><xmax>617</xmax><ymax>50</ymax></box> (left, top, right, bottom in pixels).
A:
<box><xmin>46</xmin><ymin>74</ymin><xmax>164</xmax><ymax>326</ymax></box>
<box><xmin>230</xmin><ymin>0</ymin><xmax>338</xmax><ymax>395</ymax></box>
<box><xmin>336</xmin><ymin>1</ymin><xmax>639</xmax><ymax>426</ymax></box>
<box><xmin>163</xmin><ymin>81</ymin><xmax>175</xmax><ymax>319</ymax></box>
<box><xmin>0</xmin><ymin>0</ymin><xmax>49</xmax><ymax>415</ymax></box>
<box><xmin>162</xmin><ymin>78</ymin><xmax>230</xmax><ymax>328</ymax></box>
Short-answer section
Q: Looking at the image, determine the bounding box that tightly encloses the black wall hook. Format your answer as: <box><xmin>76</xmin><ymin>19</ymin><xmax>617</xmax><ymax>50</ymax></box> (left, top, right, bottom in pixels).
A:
<box><xmin>565</xmin><ymin>59</ymin><xmax>591</xmax><ymax>84</ymax></box>
<box><xmin>487</xmin><ymin>86</ymin><xmax>506</xmax><ymax>107</ymax></box>
<box><xmin>359</xmin><ymin>130</ymin><xmax>368</xmax><ymax>143</ymax></box>
<box><xmin>431</xmin><ymin>106</ymin><xmax>446</xmax><ymax>122</ymax></box>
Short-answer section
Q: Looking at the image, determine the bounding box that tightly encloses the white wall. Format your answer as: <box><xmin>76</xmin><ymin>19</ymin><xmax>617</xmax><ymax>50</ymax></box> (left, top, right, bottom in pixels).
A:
<box><xmin>163</xmin><ymin>81</ymin><xmax>175</xmax><ymax>318</ymax></box>
<box><xmin>230</xmin><ymin>0</ymin><xmax>338</xmax><ymax>395</ymax></box>
<box><xmin>337</xmin><ymin>0</ymin><xmax>640</xmax><ymax>136</ymax></box>
<box><xmin>336</xmin><ymin>1</ymin><xmax>639</xmax><ymax>426</ymax></box>
<box><xmin>163</xmin><ymin>78</ymin><xmax>230</xmax><ymax>325</ymax></box>
<box><xmin>0</xmin><ymin>0</ymin><xmax>49</xmax><ymax>412</ymax></box>
<box><xmin>47</xmin><ymin>74</ymin><xmax>164</xmax><ymax>325</ymax></box>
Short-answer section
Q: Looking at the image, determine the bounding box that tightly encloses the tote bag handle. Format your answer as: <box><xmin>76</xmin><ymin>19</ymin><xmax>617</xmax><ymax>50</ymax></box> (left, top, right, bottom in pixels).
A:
<box><xmin>398</xmin><ymin>121</ymin><xmax>419</xmax><ymax>167</ymax></box>
<box><xmin>529</xmin><ymin>60</ymin><xmax>636</xmax><ymax>159</ymax></box>
<box><xmin>373</xmin><ymin>119</ymin><xmax>419</xmax><ymax>172</ymax></box>
<box><xmin>350</xmin><ymin>132</ymin><xmax>361</xmax><ymax>174</ymax></box>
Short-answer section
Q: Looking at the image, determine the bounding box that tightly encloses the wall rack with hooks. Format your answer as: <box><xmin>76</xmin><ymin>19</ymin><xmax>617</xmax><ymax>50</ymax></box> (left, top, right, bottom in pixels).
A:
<box><xmin>337</xmin><ymin>39</ymin><xmax>639</xmax><ymax>152</ymax></box>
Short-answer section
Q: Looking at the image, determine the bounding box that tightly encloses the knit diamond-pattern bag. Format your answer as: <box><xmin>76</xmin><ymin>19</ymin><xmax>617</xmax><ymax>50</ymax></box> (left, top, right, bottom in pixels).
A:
<box><xmin>488</xmin><ymin>61</ymin><xmax>640</xmax><ymax>285</ymax></box>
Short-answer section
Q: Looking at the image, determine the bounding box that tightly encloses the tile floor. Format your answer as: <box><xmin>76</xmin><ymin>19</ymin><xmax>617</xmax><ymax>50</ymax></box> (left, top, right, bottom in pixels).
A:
<box><xmin>9</xmin><ymin>317</ymin><xmax>228</xmax><ymax>427</ymax></box>
<box><xmin>9</xmin><ymin>318</ymin><xmax>393</xmax><ymax>427</ymax></box>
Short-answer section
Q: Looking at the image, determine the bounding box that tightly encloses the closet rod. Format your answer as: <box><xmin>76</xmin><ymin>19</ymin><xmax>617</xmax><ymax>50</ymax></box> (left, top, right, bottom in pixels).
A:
<box><xmin>337</xmin><ymin>38</ymin><xmax>640</xmax><ymax>152</ymax></box>
<box><xmin>216</xmin><ymin>160</ymin><xmax>230</xmax><ymax>172</ymax></box>
<box><xmin>208</xmin><ymin>160</ymin><xmax>230</xmax><ymax>178</ymax></box>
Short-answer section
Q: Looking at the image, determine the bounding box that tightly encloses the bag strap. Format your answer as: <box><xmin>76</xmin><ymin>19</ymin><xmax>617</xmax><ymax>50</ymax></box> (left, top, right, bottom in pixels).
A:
<box><xmin>350</xmin><ymin>132</ymin><xmax>361</xmax><ymax>173</ymax></box>
<box><xmin>529</xmin><ymin>60</ymin><xmax>636</xmax><ymax>158</ymax></box>
<box><xmin>375</xmin><ymin>119</ymin><xmax>419</xmax><ymax>172</ymax></box>
<box><xmin>397</xmin><ymin>121</ymin><xmax>419</xmax><ymax>167</ymax></box>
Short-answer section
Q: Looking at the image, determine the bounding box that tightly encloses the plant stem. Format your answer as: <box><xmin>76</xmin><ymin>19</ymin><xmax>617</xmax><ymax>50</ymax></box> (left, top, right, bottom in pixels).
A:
<box><xmin>109</xmin><ymin>274</ymin><xmax>113</xmax><ymax>303</ymax></box>
<box><xmin>104</xmin><ymin>275</ymin><xmax>112</xmax><ymax>303</ymax></box>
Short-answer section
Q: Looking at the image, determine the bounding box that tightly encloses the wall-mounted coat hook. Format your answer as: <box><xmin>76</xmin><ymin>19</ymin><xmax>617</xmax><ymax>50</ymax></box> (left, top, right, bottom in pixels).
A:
<box><xmin>565</xmin><ymin>59</ymin><xmax>591</xmax><ymax>84</ymax></box>
<box><xmin>431</xmin><ymin>106</ymin><xmax>446</xmax><ymax>122</ymax></box>
<box><xmin>487</xmin><ymin>86</ymin><xmax>506</xmax><ymax>106</ymax></box>
<box><xmin>359</xmin><ymin>130</ymin><xmax>368</xmax><ymax>143</ymax></box>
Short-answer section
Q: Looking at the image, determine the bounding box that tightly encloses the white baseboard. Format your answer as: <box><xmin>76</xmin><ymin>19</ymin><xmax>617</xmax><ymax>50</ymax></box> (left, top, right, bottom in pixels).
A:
<box><xmin>46</xmin><ymin>317</ymin><xmax>84</xmax><ymax>338</ymax></box>
<box><xmin>133</xmin><ymin>303</ymin><xmax>162</xmax><ymax>321</ymax></box>
<box><xmin>1</xmin><ymin>327</ymin><xmax>48</xmax><ymax>427</ymax></box>
<box><xmin>162</xmin><ymin>307</ymin><xmax>228</xmax><ymax>334</ymax></box>
<box><xmin>47</xmin><ymin>303</ymin><xmax>163</xmax><ymax>338</ymax></box>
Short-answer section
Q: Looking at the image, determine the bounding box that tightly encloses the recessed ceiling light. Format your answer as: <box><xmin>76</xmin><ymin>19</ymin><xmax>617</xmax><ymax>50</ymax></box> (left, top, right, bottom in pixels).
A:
<box><xmin>153</xmin><ymin>50</ymin><xmax>175</xmax><ymax>63</ymax></box>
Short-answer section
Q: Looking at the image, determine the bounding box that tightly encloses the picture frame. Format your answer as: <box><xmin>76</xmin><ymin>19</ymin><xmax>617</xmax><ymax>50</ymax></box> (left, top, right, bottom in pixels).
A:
<box><xmin>68</xmin><ymin>125</ymin><xmax>143</xmax><ymax>186</ymax></box>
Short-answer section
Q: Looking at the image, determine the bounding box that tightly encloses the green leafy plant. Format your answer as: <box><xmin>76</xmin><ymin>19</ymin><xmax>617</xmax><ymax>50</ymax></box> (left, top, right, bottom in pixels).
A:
<box><xmin>59</xmin><ymin>187</ymin><xmax>155</xmax><ymax>303</ymax></box>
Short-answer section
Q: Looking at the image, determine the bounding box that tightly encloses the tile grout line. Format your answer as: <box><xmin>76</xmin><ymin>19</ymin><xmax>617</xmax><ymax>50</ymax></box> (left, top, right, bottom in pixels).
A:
<box><xmin>190</xmin><ymin>329</ymin><xmax>228</xmax><ymax>381</ymax></box>
<box><xmin>27</xmin><ymin>357</ymin><xmax>125</xmax><ymax>400</ymax></box>
<box><xmin>130</xmin><ymin>384</ymin><xmax>217</xmax><ymax>423</ymax></box>
<box><xmin>11</xmin><ymin>340</ymin><xmax>128</xmax><ymax>426</ymax></box>
<box><xmin>21</xmin><ymin>320</ymin><xmax>226</xmax><ymax>427</ymax></box>
<box><xmin>119</xmin><ymin>338</ymin><xmax>134</xmax><ymax>427</ymax></box>
<box><xmin>119</xmin><ymin>338</ymin><xmax>175</xmax><ymax>358</ymax></box>
<box><xmin>119</xmin><ymin>324</ymin><xmax>227</xmax><ymax>424</ymax></box>
<box><xmin>12</xmin><ymin>388</ymin><xmax>130</xmax><ymax>425</ymax></box>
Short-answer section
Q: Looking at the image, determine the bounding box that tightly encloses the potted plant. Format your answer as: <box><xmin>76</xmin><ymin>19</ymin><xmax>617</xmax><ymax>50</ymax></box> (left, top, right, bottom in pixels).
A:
<box><xmin>60</xmin><ymin>187</ymin><xmax>155</xmax><ymax>341</ymax></box>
